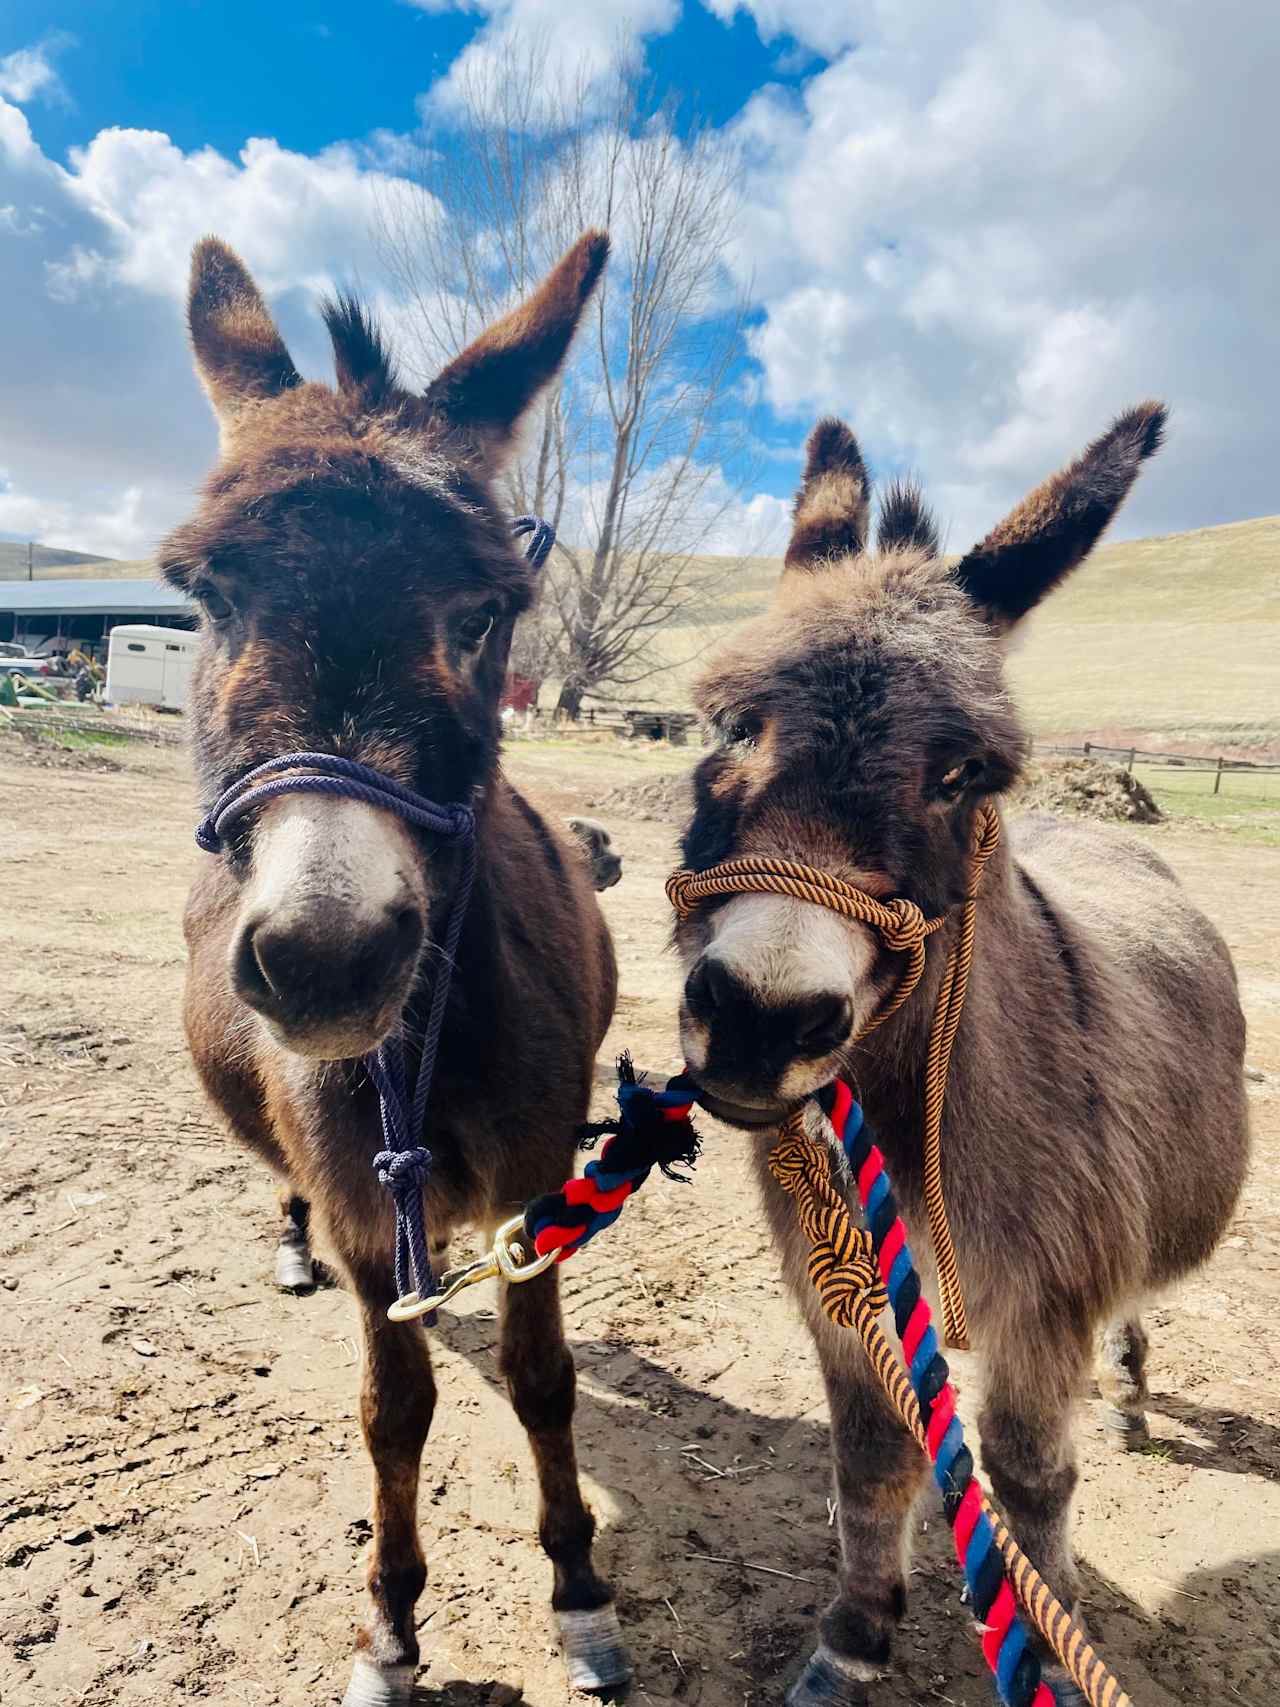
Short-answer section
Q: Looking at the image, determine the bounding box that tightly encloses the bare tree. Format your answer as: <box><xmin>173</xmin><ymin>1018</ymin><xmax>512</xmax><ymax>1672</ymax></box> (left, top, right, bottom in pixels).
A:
<box><xmin>377</xmin><ymin>39</ymin><xmax>755</xmax><ymax>716</ymax></box>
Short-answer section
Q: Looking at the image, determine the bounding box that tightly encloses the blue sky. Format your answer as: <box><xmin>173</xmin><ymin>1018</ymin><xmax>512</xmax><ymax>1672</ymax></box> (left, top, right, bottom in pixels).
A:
<box><xmin>3</xmin><ymin>2</ymin><xmax>807</xmax><ymax>158</ymax></box>
<box><xmin>0</xmin><ymin>1</ymin><xmax>1275</xmax><ymax>560</ymax></box>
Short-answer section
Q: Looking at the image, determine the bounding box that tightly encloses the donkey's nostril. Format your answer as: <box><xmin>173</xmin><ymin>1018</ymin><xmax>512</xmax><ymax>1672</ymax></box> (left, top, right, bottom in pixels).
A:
<box><xmin>234</xmin><ymin>919</ymin><xmax>274</xmax><ymax>1002</ymax></box>
<box><xmin>793</xmin><ymin>993</ymin><xmax>854</xmax><ymax>1058</ymax></box>
<box><xmin>684</xmin><ymin>955</ymin><xmax>737</xmax><ymax>1023</ymax></box>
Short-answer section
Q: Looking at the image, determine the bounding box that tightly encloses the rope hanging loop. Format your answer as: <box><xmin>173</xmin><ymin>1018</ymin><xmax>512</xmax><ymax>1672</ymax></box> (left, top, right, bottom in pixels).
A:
<box><xmin>774</xmin><ymin>1088</ymin><xmax>1134</xmax><ymax>1707</ymax></box>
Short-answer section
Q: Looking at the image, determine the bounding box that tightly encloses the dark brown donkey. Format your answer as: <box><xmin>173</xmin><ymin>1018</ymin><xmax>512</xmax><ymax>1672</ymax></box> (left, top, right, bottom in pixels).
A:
<box><xmin>162</xmin><ymin>232</ymin><xmax>628</xmax><ymax>1707</ymax></box>
<box><xmin>673</xmin><ymin>407</ymin><xmax>1248</xmax><ymax>1705</ymax></box>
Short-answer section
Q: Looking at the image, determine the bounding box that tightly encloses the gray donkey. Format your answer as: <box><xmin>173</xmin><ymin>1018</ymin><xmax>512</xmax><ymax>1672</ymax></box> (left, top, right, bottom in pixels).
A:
<box><xmin>672</xmin><ymin>404</ymin><xmax>1248</xmax><ymax>1704</ymax></box>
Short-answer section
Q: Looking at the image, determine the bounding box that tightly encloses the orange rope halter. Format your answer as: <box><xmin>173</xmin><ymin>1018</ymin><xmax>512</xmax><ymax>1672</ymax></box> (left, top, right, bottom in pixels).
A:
<box><xmin>667</xmin><ymin>800</ymin><xmax>1002</xmax><ymax>1351</ymax></box>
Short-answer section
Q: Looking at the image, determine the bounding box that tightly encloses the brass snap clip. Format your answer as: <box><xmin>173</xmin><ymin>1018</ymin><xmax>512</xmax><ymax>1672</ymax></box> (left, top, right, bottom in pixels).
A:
<box><xmin>387</xmin><ymin>1215</ymin><xmax>556</xmax><ymax>1322</ymax></box>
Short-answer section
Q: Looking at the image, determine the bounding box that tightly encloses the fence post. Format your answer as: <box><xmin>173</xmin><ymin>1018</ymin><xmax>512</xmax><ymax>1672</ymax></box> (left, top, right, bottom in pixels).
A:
<box><xmin>1083</xmin><ymin>741</ymin><xmax>1091</xmax><ymax>757</ymax></box>
<box><xmin>1127</xmin><ymin>747</ymin><xmax>1136</xmax><ymax>776</ymax></box>
<box><xmin>1214</xmin><ymin>755</ymin><xmax>1224</xmax><ymax>795</ymax></box>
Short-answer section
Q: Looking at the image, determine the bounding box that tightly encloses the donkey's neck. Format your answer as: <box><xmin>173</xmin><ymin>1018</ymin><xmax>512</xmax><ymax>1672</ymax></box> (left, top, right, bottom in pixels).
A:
<box><xmin>851</xmin><ymin>826</ymin><xmax>1029</xmax><ymax>1186</ymax></box>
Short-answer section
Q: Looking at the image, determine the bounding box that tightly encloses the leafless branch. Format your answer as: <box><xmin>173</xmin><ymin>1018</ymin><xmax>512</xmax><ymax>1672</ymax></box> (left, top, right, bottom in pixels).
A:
<box><xmin>375</xmin><ymin>34</ymin><xmax>757</xmax><ymax>715</ymax></box>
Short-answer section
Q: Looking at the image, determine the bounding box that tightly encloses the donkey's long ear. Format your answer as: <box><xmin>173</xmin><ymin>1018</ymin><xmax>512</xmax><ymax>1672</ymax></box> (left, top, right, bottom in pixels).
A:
<box><xmin>188</xmin><ymin>238</ymin><xmax>300</xmax><ymax>428</ymax></box>
<box><xmin>424</xmin><ymin>231</ymin><xmax>609</xmax><ymax>456</ymax></box>
<box><xmin>953</xmin><ymin>402</ymin><xmax>1167</xmax><ymax>630</ymax></box>
<box><xmin>785</xmin><ymin>418</ymin><xmax>871</xmax><ymax>571</ymax></box>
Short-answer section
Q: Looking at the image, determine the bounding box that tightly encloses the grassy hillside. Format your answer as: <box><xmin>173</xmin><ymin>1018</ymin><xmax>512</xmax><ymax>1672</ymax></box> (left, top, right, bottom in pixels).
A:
<box><xmin>6</xmin><ymin>513</ymin><xmax>1274</xmax><ymax>749</ymax></box>
<box><xmin>653</xmin><ymin>515</ymin><xmax>1280</xmax><ymax>750</ymax></box>
<box><xmin>0</xmin><ymin>542</ymin><xmax>117</xmax><ymax>577</ymax></box>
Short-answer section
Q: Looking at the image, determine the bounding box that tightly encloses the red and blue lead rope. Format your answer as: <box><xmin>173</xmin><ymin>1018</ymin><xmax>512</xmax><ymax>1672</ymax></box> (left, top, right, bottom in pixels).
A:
<box><xmin>524</xmin><ymin>1059</ymin><xmax>699</xmax><ymax>1261</ymax></box>
<box><xmin>817</xmin><ymin>1080</ymin><xmax>1057</xmax><ymax>1707</ymax></box>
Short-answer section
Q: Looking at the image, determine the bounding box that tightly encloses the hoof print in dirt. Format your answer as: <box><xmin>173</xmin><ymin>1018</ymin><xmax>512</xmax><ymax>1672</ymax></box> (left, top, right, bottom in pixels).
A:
<box><xmin>784</xmin><ymin>1645</ymin><xmax>876</xmax><ymax>1707</ymax></box>
<box><xmin>341</xmin><ymin>1656</ymin><xmax>417</xmax><ymax>1706</ymax></box>
<box><xmin>559</xmin><ymin>1604</ymin><xmax>633</xmax><ymax>1694</ymax></box>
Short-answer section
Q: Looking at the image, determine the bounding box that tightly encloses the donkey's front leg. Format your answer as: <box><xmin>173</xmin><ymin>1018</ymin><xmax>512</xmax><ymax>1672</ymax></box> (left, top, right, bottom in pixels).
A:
<box><xmin>342</xmin><ymin>1265</ymin><xmax>437</xmax><ymax>1707</ymax></box>
<box><xmin>792</xmin><ymin>1319</ymin><xmax>928</xmax><ymax>1707</ymax></box>
<box><xmin>500</xmin><ymin>1267</ymin><xmax>630</xmax><ymax>1692</ymax></box>
<box><xmin>979</xmin><ymin>1320</ymin><xmax>1090</xmax><ymax>1702</ymax></box>
<box><xmin>274</xmin><ymin>1188</ymin><xmax>315</xmax><ymax>1291</ymax></box>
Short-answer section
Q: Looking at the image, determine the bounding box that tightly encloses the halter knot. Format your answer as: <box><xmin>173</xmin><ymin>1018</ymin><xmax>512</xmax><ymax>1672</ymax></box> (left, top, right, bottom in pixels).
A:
<box><xmin>878</xmin><ymin>896</ymin><xmax>931</xmax><ymax>951</ymax></box>
<box><xmin>768</xmin><ymin>1124</ymin><xmax>888</xmax><ymax>1321</ymax></box>
<box><xmin>445</xmin><ymin>803</ymin><xmax>476</xmax><ymax>840</ymax></box>
<box><xmin>374</xmin><ymin>1146</ymin><xmax>432</xmax><ymax>1195</ymax></box>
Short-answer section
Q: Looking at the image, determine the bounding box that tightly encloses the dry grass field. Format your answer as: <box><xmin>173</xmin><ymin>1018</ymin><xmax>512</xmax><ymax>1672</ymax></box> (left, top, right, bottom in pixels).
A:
<box><xmin>652</xmin><ymin>515</ymin><xmax>1280</xmax><ymax>750</ymax></box>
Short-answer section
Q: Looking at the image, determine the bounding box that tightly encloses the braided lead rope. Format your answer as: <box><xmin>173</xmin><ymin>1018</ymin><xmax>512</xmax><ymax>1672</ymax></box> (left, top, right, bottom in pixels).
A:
<box><xmin>667</xmin><ymin>801</ymin><xmax>1001</xmax><ymax>1347</ymax></box>
<box><xmin>769</xmin><ymin>1091</ymin><xmax>1132</xmax><ymax>1707</ymax></box>
<box><xmin>524</xmin><ymin>1059</ymin><xmax>700</xmax><ymax>1260</ymax></box>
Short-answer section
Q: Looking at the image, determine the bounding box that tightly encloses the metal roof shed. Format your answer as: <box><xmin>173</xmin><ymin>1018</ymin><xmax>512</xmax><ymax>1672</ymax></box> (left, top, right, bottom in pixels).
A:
<box><xmin>0</xmin><ymin>578</ymin><xmax>194</xmax><ymax>650</ymax></box>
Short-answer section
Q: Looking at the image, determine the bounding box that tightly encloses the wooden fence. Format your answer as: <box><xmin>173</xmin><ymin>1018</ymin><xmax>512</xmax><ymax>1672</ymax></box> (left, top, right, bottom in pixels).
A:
<box><xmin>1035</xmin><ymin>741</ymin><xmax>1280</xmax><ymax>796</ymax></box>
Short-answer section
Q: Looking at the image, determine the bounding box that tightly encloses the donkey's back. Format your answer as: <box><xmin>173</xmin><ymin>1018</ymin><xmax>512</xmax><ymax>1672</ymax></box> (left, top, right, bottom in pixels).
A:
<box><xmin>1013</xmin><ymin>810</ymin><xmax>1248</xmax><ymax>1286</ymax></box>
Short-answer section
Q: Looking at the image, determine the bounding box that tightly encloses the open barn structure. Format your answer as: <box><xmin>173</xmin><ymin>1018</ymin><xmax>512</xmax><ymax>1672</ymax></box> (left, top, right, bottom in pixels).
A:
<box><xmin>0</xmin><ymin>577</ymin><xmax>193</xmax><ymax>659</ymax></box>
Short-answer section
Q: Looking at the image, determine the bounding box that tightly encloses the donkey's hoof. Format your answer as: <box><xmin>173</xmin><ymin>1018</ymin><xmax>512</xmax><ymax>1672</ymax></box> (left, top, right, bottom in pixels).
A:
<box><xmin>558</xmin><ymin>1603</ymin><xmax>633</xmax><ymax>1692</ymax></box>
<box><xmin>341</xmin><ymin>1656</ymin><xmax>416</xmax><ymax>1706</ymax></box>
<box><xmin>1102</xmin><ymin>1404</ymin><xmax>1150</xmax><ymax>1451</ymax></box>
<box><xmin>274</xmin><ymin>1242</ymin><xmax>315</xmax><ymax>1292</ymax></box>
<box><xmin>785</xmin><ymin>1645</ymin><xmax>878</xmax><ymax>1707</ymax></box>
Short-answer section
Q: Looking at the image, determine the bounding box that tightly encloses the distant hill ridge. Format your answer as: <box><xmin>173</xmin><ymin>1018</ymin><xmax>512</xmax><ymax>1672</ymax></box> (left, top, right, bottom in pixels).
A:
<box><xmin>653</xmin><ymin>512</ymin><xmax>1279</xmax><ymax>748</ymax></box>
<box><xmin>0</xmin><ymin>542</ymin><xmax>119</xmax><ymax>578</ymax></box>
<box><xmin>3</xmin><ymin>515</ymin><xmax>1275</xmax><ymax>747</ymax></box>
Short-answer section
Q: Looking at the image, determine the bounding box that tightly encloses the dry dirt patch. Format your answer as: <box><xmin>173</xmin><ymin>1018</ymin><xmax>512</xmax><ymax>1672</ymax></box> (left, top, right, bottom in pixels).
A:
<box><xmin>1</xmin><ymin>738</ymin><xmax>1278</xmax><ymax>1707</ymax></box>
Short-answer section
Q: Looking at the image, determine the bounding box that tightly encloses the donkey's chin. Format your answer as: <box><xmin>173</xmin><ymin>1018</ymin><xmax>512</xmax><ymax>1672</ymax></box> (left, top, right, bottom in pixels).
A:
<box><xmin>681</xmin><ymin>1028</ymin><xmax>837</xmax><ymax>1131</ymax></box>
<box><xmin>258</xmin><ymin>999</ymin><xmax>405</xmax><ymax>1062</ymax></box>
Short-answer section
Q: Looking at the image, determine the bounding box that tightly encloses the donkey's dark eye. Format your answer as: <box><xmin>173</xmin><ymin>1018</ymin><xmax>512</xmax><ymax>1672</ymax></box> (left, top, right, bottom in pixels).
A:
<box><xmin>458</xmin><ymin>604</ymin><xmax>498</xmax><ymax>652</ymax></box>
<box><xmin>726</xmin><ymin>712</ymin><xmax>763</xmax><ymax>749</ymax></box>
<box><xmin>197</xmin><ymin>584</ymin><xmax>235</xmax><ymax>624</ymax></box>
<box><xmin>935</xmin><ymin>757</ymin><xmax>986</xmax><ymax>799</ymax></box>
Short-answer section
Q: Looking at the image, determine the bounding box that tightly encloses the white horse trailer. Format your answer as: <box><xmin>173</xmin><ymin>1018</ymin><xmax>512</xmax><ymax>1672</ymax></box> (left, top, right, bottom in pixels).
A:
<box><xmin>105</xmin><ymin>624</ymin><xmax>198</xmax><ymax>711</ymax></box>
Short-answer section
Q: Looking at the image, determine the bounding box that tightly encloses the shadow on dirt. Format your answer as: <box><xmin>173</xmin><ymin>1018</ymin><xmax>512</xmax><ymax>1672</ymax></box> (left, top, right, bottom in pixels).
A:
<box><xmin>432</xmin><ymin>1310</ymin><xmax>1278</xmax><ymax>1705</ymax></box>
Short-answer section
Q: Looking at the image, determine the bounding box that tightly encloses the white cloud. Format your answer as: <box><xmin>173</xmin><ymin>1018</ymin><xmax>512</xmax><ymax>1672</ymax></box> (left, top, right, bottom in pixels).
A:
<box><xmin>54</xmin><ymin>131</ymin><xmax>412</xmax><ymax>303</ymax></box>
<box><xmin>414</xmin><ymin>0</ymin><xmax>679</xmax><ymax>123</ymax></box>
<box><xmin>0</xmin><ymin>475</ymin><xmax>151</xmax><ymax>560</ymax></box>
<box><xmin>0</xmin><ymin>36</ymin><xmax>73</xmax><ymax>107</ymax></box>
<box><xmin>726</xmin><ymin>0</ymin><xmax>1280</xmax><ymax>542</ymax></box>
<box><xmin>0</xmin><ymin>98</ymin><xmax>441</xmax><ymax>558</ymax></box>
<box><xmin>699</xmin><ymin>488</ymin><xmax>791</xmax><ymax>558</ymax></box>
<box><xmin>701</xmin><ymin>0</ymin><xmax>860</xmax><ymax>59</ymax></box>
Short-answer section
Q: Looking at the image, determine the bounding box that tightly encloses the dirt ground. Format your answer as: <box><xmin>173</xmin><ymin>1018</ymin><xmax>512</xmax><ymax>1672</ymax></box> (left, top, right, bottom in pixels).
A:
<box><xmin>2</xmin><ymin>733</ymin><xmax>1278</xmax><ymax>1707</ymax></box>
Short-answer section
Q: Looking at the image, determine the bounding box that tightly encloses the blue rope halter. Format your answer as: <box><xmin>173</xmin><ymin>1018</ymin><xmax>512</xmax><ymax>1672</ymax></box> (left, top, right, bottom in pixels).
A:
<box><xmin>194</xmin><ymin>514</ymin><xmax>555</xmax><ymax>1316</ymax></box>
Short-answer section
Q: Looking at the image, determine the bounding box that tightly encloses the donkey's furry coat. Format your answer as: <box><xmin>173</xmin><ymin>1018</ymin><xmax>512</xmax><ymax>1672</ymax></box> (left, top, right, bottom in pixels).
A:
<box><xmin>675</xmin><ymin>406</ymin><xmax>1248</xmax><ymax>1703</ymax></box>
<box><xmin>164</xmin><ymin>233</ymin><xmax>629</xmax><ymax>1705</ymax></box>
